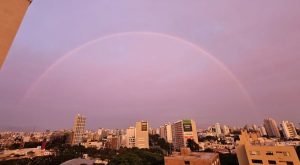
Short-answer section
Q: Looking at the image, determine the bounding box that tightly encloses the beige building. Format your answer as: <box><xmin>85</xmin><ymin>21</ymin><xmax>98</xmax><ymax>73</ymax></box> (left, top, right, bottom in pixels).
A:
<box><xmin>159</xmin><ymin>123</ymin><xmax>173</xmax><ymax>143</ymax></box>
<box><xmin>281</xmin><ymin>121</ymin><xmax>298</xmax><ymax>139</ymax></box>
<box><xmin>71</xmin><ymin>114</ymin><xmax>86</xmax><ymax>145</ymax></box>
<box><xmin>259</xmin><ymin>126</ymin><xmax>268</xmax><ymax>136</ymax></box>
<box><xmin>172</xmin><ymin>119</ymin><xmax>199</xmax><ymax>150</ymax></box>
<box><xmin>236</xmin><ymin>131</ymin><xmax>300</xmax><ymax>165</ymax></box>
<box><xmin>135</xmin><ymin>121</ymin><xmax>149</xmax><ymax>149</ymax></box>
<box><xmin>165</xmin><ymin>148</ymin><xmax>220</xmax><ymax>165</ymax></box>
<box><xmin>165</xmin><ymin>123</ymin><xmax>173</xmax><ymax>143</ymax></box>
<box><xmin>160</xmin><ymin>126</ymin><xmax>166</xmax><ymax>140</ymax></box>
<box><xmin>214</xmin><ymin>123</ymin><xmax>222</xmax><ymax>137</ymax></box>
<box><xmin>125</xmin><ymin>126</ymin><xmax>135</xmax><ymax>148</ymax></box>
<box><xmin>0</xmin><ymin>0</ymin><xmax>31</xmax><ymax>68</ymax></box>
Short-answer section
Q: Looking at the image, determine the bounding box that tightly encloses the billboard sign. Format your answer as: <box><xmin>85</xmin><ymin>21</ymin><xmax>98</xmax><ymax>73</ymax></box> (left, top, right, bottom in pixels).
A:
<box><xmin>141</xmin><ymin>122</ymin><xmax>148</xmax><ymax>131</ymax></box>
<box><xmin>183</xmin><ymin>120</ymin><xmax>192</xmax><ymax>132</ymax></box>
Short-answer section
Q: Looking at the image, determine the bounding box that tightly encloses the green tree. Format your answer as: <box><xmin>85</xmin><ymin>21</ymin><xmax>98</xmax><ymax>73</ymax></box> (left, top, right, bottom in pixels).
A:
<box><xmin>186</xmin><ymin>139</ymin><xmax>199</xmax><ymax>152</ymax></box>
<box><xmin>199</xmin><ymin>136</ymin><xmax>218</xmax><ymax>142</ymax></box>
<box><xmin>46</xmin><ymin>133</ymin><xmax>69</xmax><ymax>149</ymax></box>
<box><xmin>109</xmin><ymin>152</ymin><xmax>143</xmax><ymax>165</ymax></box>
<box><xmin>108</xmin><ymin>148</ymin><xmax>164</xmax><ymax>165</ymax></box>
<box><xmin>219</xmin><ymin>153</ymin><xmax>239</xmax><ymax>165</ymax></box>
<box><xmin>149</xmin><ymin>134</ymin><xmax>172</xmax><ymax>154</ymax></box>
<box><xmin>24</xmin><ymin>141</ymin><xmax>41</xmax><ymax>148</ymax></box>
<box><xmin>9</xmin><ymin>143</ymin><xmax>21</xmax><ymax>150</ymax></box>
<box><xmin>203</xmin><ymin>148</ymin><xmax>214</xmax><ymax>152</ymax></box>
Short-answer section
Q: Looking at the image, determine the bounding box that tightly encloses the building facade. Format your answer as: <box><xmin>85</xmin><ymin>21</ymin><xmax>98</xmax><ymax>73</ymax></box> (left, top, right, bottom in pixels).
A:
<box><xmin>215</xmin><ymin>123</ymin><xmax>222</xmax><ymax>137</ymax></box>
<box><xmin>165</xmin><ymin>123</ymin><xmax>173</xmax><ymax>143</ymax></box>
<box><xmin>135</xmin><ymin>121</ymin><xmax>149</xmax><ymax>149</ymax></box>
<box><xmin>259</xmin><ymin>126</ymin><xmax>267</xmax><ymax>136</ymax></box>
<box><xmin>264</xmin><ymin>118</ymin><xmax>281</xmax><ymax>138</ymax></box>
<box><xmin>159</xmin><ymin>126</ymin><xmax>166</xmax><ymax>140</ymax></box>
<box><xmin>125</xmin><ymin>127</ymin><xmax>135</xmax><ymax>148</ymax></box>
<box><xmin>172</xmin><ymin>119</ymin><xmax>198</xmax><ymax>151</ymax></box>
<box><xmin>236</xmin><ymin>131</ymin><xmax>300</xmax><ymax>165</ymax></box>
<box><xmin>281</xmin><ymin>121</ymin><xmax>298</xmax><ymax>139</ymax></box>
<box><xmin>159</xmin><ymin>123</ymin><xmax>173</xmax><ymax>143</ymax></box>
<box><xmin>222</xmin><ymin>125</ymin><xmax>230</xmax><ymax>135</ymax></box>
<box><xmin>71</xmin><ymin>114</ymin><xmax>86</xmax><ymax>145</ymax></box>
<box><xmin>0</xmin><ymin>0</ymin><xmax>31</xmax><ymax>68</ymax></box>
<box><xmin>165</xmin><ymin>148</ymin><xmax>220</xmax><ymax>165</ymax></box>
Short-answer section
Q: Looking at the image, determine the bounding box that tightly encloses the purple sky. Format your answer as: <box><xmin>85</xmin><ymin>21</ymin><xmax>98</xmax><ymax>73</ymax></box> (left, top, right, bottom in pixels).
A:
<box><xmin>0</xmin><ymin>0</ymin><xmax>300</xmax><ymax>130</ymax></box>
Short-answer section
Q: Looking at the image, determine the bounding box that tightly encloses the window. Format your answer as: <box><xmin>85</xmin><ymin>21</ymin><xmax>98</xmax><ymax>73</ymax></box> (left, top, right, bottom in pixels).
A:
<box><xmin>283</xmin><ymin>152</ymin><xmax>290</xmax><ymax>156</ymax></box>
<box><xmin>276</xmin><ymin>151</ymin><xmax>291</xmax><ymax>157</ymax></box>
<box><xmin>266</xmin><ymin>151</ymin><xmax>274</xmax><ymax>155</ymax></box>
<box><xmin>252</xmin><ymin>159</ymin><xmax>263</xmax><ymax>164</ymax></box>
<box><xmin>286</xmin><ymin>162</ymin><xmax>294</xmax><ymax>165</ymax></box>
<box><xmin>250</xmin><ymin>151</ymin><xmax>260</xmax><ymax>155</ymax></box>
<box><xmin>184</xmin><ymin>161</ymin><xmax>190</xmax><ymax>165</ymax></box>
<box><xmin>279</xmin><ymin>161</ymin><xmax>294</xmax><ymax>165</ymax></box>
<box><xmin>268</xmin><ymin>160</ymin><xmax>276</xmax><ymax>164</ymax></box>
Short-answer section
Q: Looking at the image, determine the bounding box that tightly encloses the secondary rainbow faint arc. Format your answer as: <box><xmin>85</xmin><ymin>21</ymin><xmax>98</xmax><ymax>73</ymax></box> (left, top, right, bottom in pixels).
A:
<box><xmin>22</xmin><ymin>31</ymin><xmax>256</xmax><ymax>109</ymax></box>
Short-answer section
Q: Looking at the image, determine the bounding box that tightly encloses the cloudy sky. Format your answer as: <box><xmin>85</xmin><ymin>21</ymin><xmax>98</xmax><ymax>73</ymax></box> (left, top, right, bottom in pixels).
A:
<box><xmin>0</xmin><ymin>0</ymin><xmax>300</xmax><ymax>130</ymax></box>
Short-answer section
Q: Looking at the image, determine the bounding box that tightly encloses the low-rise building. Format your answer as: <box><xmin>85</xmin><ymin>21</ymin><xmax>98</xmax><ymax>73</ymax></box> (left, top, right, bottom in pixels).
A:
<box><xmin>164</xmin><ymin>148</ymin><xmax>220</xmax><ymax>165</ymax></box>
<box><xmin>236</xmin><ymin>131</ymin><xmax>300</xmax><ymax>165</ymax></box>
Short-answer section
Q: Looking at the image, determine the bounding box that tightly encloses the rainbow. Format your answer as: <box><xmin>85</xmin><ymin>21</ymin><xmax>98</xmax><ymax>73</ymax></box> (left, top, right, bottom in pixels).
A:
<box><xmin>21</xmin><ymin>31</ymin><xmax>256</xmax><ymax>110</ymax></box>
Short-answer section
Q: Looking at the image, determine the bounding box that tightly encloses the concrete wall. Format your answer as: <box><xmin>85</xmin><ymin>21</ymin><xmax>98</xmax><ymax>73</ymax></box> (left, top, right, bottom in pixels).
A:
<box><xmin>0</xmin><ymin>0</ymin><xmax>30</xmax><ymax>68</ymax></box>
<box><xmin>236</xmin><ymin>144</ymin><xmax>250</xmax><ymax>165</ymax></box>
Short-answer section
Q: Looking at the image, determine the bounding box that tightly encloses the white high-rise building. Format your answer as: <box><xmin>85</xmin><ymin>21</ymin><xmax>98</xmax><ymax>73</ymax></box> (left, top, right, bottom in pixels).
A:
<box><xmin>222</xmin><ymin>125</ymin><xmax>230</xmax><ymax>135</ymax></box>
<box><xmin>172</xmin><ymin>119</ymin><xmax>198</xmax><ymax>150</ymax></box>
<box><xmin>155</xmin><ymin>128</ymin><xmax>160</xmax><ymax>135</ymax></box>
<box><xmin>159</xmin><ymin>123</ymin><xmax>173</xmax><ymax>143</ymax></box>
<box><xmin>148</xmin><ymin>127</ymin><xmax>156</xmax><ymax>135</ymax></box>
<box><xmin>215</xmin><ymin>123</ymin><xmax>222</xmax><ymax>137</ymax></box>
<box><xmin>281</xmin><ymin>121</ymin><xmax>298</xmax><ymax>139</ymax></box>
<box><xmin>72</xmin><ymin>114</ymin><xmax>86</xmax><ymax>145</ymax></box>
<box><xmin>252</xmin><ymin>124</ymin><xmax>258</xmax><ymax>131</ymax></box>
<box><xmin>125</xmin><ymin>127</ymin><xmax>135</xmax><ymax>148</ymax></box>
<box><xmin>259</xmin><ymin>126</ymin><xmax>267</xmax><ymax>136</ymax></box>
<box><xmin>135</xmin><ymin>121</ymin><xmax>149</xmax><ymax>149</ymax></box>
<box><xmin>165</xmin><ymin>123</ymin><xmax>173</xmax><ymax>143</ymax></box>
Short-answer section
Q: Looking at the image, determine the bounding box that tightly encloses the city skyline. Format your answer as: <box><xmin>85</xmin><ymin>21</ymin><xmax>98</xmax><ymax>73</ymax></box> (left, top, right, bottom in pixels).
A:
<box><xmin>1</xmin><ymin>116</ymin><xmax>299</xmax><ymax>164</ymax></box>
<box><xmin>1</xmin><ymin>1</ymin><xmax>300</xmax><ymax>130</ymax></box>
<box><xmin>0</xmin><ymin>114</ymin><xmax>298</xmax><ymax>133</ymax></box>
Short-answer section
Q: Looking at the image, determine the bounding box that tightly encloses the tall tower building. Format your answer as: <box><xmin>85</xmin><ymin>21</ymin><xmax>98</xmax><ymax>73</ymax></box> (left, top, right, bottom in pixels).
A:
<box><xmin>135</xmin><ymin>121</ymin><xmax>149</xmax><ymax>149</ymax></box>
<box><xmin>172</xmin><ymin>119</ymin><xmax>198</xmax><ymax>150</ymax></box>
<box><xmin>281</xmin><ymin>121</ymin><xmax>298</xmax><ymax>139</ymax></box>
<box><xmin>252</xmin><ymin>124</ymin><xmax>258</xmax><ymax>131</ymax></box>
<box><xmin>263</xmin><ymin>118</ymin><xmax>281</xmax><ymax>138</ymax></box>
<box><xmin>259</xmin><ymin>126</ymin><xmax>267</xmax><ymax>136</ymax></box>
<box><xmin>0</xmin><ymin>0</ymin><xmax>31</xmax><ymax>68</ymax></box>
<box><xmin>125</xmin><ymin>127</ymin><xmax>136</xmax><ymax>148</ymax></box>
<box><xmin>215</xmin><ymin>123</ymin><xmax>222</xmax><ymax>137</ymax></box>
<box><xmin>71</xmin><ymin>114</ymin><xmax>86</xmax><ymax>145</ymax></box>
<box><xmin>159</xmin><ymin>123</ymin><xmax>173</xmax><ymax>143</ymax></box>
<box><xmin>159</xmin><ymin>126</ymin><xmax>166</xmax><ymax>139</ymax></box>
<box><xmin>165</xmin><ymin>123</ymin><xmax>173</xmax><ymax>143</ymax></box>
<box><xmin>222</xmin><ymin>125</ymin><xmax>230</xmax><ymax>135</ymax></box>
